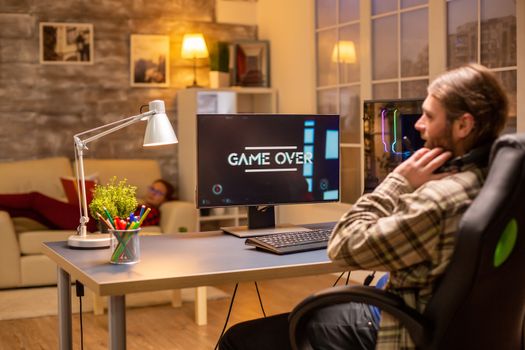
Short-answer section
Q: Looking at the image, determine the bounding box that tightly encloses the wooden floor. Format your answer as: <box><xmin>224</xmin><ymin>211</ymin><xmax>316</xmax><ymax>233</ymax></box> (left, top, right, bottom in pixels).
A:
<box><xmin>0</xmin><ymin>273</ymin><xmax>342</xmax><ymax>350</ymax></box>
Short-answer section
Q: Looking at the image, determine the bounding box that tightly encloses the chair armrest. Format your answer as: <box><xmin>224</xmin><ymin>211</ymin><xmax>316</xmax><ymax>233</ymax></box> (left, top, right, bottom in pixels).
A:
<box><xmin>0</xmin><ymin>211</ymin><xmax>22</xmax><ymax>288</ymax></box>
<box><xmin>288</xmin><ymin>285</ymin><xmax>431</xmax><ymax>350</ymax></box>
<box><xmin>159</xmin><ymin>200</ymin><xmax>198</xmax><ymax>234</ymax></box>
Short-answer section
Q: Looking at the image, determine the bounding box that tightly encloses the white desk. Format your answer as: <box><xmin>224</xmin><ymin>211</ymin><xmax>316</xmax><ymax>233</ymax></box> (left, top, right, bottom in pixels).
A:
<box><xmin>42</xmin><ymin>228</ymin><xmax>343</xmax><ymax>350</ymax></box>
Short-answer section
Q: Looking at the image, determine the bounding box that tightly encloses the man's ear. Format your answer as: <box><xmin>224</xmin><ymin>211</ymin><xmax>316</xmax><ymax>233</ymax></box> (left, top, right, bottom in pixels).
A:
<box><xmin>454</xmin><ymin>113</ymin><xmax>475</xmax><ymax>139</ymax></box>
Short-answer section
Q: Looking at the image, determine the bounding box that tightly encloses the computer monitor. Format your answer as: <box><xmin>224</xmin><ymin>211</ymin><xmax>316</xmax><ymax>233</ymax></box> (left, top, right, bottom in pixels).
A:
<box><xmin>197</xmin><ymin>113</ymin><xmax>340</xmax><ymax>237</ymax></box>
<box><xmin>363</xmin><ymin>99</ymin><xmax>424</xmax><ymax>193</ymax></box>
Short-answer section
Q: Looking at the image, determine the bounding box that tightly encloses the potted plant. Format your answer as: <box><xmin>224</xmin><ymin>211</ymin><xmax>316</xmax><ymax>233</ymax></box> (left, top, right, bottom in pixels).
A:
<box><xmin>209</xmin><ymin>41</ymin><xmax>230</xmax><ymax>88</ymax></box>
<box><xmin>89</xmin><ymin>176</ymin><xmax>138</xmax><ymax>232</ymax></box>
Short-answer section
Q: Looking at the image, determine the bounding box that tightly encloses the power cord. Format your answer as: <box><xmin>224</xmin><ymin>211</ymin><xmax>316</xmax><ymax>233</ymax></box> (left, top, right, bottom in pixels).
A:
<box><xmin>254</xmin><ymin>281</ymin><xmax>266</xmax><ymax>317</ymax></box>
<box><xmin>332</xmin><ymin>271</ymin><xmax>352</xmax><ymax>287</ymax></box>
<box><xmin>363</xmin><ymin>271</ymin><xmax>376</xmax><ymax>286</ymax></box>
<box><xmin>333</xmin><ymin>271</ymin><xmax>376</xmax><ymax>287</ymax></box>
<box><xmin>332</xmin><ymin>271</ymin><xmax>345</xmax><ymax>286</ymax></box>
<box><xmin>75</xmin><ymin>281</ymin><xmax>85</xmax><ymax>350</ymax></box>
<box><xmin>214</xmin><ymin>283</ymin><xmax>239</xmax><ymax>350</ymax></box>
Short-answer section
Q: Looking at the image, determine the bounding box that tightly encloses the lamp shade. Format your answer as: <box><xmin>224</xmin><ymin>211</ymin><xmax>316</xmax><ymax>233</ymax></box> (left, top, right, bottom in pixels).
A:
<box><xmin>181</xmin><ymin>33</ymin><xmax>209</xmax><ymax>59</ymax></box>
<box><xmin>143</xmin><ymin>100</ymin><xmax>178</xmax><ymax>146</ymax></box>
<box><xmin>331</xmin><ymin>40</ymin><xmax>356</xmax><ymax>64</ymax></box>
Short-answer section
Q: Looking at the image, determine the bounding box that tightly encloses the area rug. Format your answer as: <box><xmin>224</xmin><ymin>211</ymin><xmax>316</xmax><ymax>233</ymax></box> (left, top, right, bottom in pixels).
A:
<box><xmin>0</xmin><ymin>286</ymin><xmax>228</xmax><ymax>320</ymax></box>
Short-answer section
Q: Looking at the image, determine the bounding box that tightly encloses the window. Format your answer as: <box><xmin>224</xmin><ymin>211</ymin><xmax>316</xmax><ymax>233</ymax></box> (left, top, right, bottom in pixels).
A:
<box><xmin>316</xmin><ymin>0</ymin><xmax>362</xmax><ymax>203</ymax></box>
<box><xmin>315</xmin><ymin>0</ymin><xmax>518</xmax><ymax>204</ymax></box>
<box><xmin>447</xmin><ymin>0</ymin><xmax>517</xmax><ymax>132</ymax></box>
<box><xmin>372</xmin><ymin>0</ymin><xmax>429</xmax><ymax>99</ymax></box>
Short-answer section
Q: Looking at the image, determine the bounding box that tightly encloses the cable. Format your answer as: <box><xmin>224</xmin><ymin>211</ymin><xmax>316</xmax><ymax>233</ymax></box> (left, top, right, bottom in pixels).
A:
<box><xmin>75</xmin><ymin>281</ymin><xmax>85</xmax><ymax>350</ymax></box>
<box><xmin>214</xmin><ymin>283</ymin><xmax>239</xmax><ymax>350</ymax></box>
<box><xmin>364</xmin><ymin>271</ymin><xmax>376</xmax><ymax>286</ymax></box>
<box><xmin>254</xmin><ymin>281</ymin><xmax>266</xmax><ymax>317</ymax></box>
<box><xmin>345</xmin><ymin>271</ymin><xmax>351</xmax><ymax>285</ymax></box>
<box><xmin>332</xmin><ymin>271</ymin><xmax>345</xmax><ymax>287</ymax></box>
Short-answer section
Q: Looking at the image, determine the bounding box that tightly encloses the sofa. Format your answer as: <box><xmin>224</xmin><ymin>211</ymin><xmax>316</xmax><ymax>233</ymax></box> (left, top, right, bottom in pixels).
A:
<box><xmin>0</xmin><ymin>157</ymin><xmax>197</xmax><ymax>290</ymax></box>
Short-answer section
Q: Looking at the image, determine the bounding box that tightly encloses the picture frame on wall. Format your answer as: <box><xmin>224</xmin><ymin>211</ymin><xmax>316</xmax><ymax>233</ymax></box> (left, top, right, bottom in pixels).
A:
<box><xmin>39</xmin><ymin>22</ymin><xmax>94</xmax><ymax>64</ymax></box>
<box><xmin>130</xmin><ymin>34</ymin><xmax>170</xmax><ymax>87</ymax></box>
<box><xmin>232</xmin><ymin>40</ymin><xmax>270</xmax><ymax>87</ymax></box>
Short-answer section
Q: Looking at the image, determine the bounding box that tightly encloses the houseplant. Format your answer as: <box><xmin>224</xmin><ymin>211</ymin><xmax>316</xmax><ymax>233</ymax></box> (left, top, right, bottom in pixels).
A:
<box><xmin>89</xmin><ymin>176</ymin><xmax>138</xmax><ymax>231</ymax></box>
<box><xmin>209</xmin><ymin>41</ymin><xmax>230</xmax><ymax>88</ymax></box>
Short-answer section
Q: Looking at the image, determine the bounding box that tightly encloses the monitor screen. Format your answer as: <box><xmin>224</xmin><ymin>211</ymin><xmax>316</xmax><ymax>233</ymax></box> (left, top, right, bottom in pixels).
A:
<box><xmin>197</xmin><ymin>114</ymin><xmax>340</xmax><ymax>209</ymax></box>
<box><xmin>363</xmin><ymin>99</ymin><xmax>424</xmax><ymax>193</ymax></box>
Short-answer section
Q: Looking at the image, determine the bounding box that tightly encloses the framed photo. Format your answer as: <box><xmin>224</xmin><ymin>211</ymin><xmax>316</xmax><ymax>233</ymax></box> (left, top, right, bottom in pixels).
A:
<box><xmin>130</xmin><ymin>34</ymin><xmax>170</xmax><ymax>87</ymax></box>
<box><xmin>39</xmin><ymin>22</ymin><xmax>94</xmax><ymax>64</ymax></box>
<box><xmin>232</xmin><ymin>40</ymin><xmax>270</xmax><ymax>87</ymax></box>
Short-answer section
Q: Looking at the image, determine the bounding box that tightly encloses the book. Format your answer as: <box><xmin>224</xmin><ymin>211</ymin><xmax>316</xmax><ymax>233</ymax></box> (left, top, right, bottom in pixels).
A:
<box><xmin>60</xmin><ymin>174</ymin><xmax>98</xmax><ymax>205</ymax></box>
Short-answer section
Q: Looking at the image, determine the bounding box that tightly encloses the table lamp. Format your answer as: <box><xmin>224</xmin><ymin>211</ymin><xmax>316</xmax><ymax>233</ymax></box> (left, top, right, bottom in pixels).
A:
<box><xmin>331</xmin><ymin>40</ymin><xmax>356</xmax><ymax>64</ymax></box>
<box><xmin>68</xmin><ymin>100</ymin><xmax>178</xmax><ymax>248</ymax></box>
<box><xmin>181</xmin><ymin>33</ymin><xmax>209</xmax><ymax>88</ymax></box>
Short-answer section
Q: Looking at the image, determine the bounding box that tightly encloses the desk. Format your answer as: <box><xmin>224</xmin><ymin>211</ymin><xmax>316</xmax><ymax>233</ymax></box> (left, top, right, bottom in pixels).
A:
<box><xmin>42</xmin><ymin>229</ymin><xmax>343</xmax><ymax>350</ymax></box>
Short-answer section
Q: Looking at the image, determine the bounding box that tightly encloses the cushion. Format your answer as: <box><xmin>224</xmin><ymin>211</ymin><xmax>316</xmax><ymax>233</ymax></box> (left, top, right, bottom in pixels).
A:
<box><xmin>140</xmin><ymin>226</ymin><xmax>162</xmax><ymax>235</ymax></box>
<box><xmin>19</xmin><ymin>230</ymin><xmax>75</xmax><ymax>255</ymax></box>
<box><xmin>0</xmin><ymin>157</ymin><xmax>73</xmax><ymax>199</ymax></box>
<box><xmin>12</xmin><ymin>217</ymin><xmax>49</xmax><ymax>233</ymax></box>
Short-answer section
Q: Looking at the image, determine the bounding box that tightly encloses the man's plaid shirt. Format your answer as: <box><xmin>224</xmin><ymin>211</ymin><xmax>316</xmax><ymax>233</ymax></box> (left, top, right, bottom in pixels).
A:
<box><xmin>328</xmin><ymin>165</ymin><xmax>487</xmax><ymax>349</ymax></box>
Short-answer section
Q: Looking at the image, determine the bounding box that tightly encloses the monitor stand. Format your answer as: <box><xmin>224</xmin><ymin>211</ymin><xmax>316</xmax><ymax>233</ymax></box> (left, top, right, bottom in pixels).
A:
<box><xmin>221</xmin><ymin>205</ymin><xmax>310</xmax><ymax>238</ymax></box>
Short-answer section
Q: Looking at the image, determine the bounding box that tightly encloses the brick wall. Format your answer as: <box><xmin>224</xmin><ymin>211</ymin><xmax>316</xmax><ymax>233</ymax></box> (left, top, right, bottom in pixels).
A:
<box><xmin>0</xmin><ymin>0</ymin><xmax>257</xmax><ymax>197</ymax></box>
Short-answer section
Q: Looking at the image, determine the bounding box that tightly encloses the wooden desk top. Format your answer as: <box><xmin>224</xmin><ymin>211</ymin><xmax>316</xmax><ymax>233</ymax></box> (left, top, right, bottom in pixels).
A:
<box><xmin>42</xmin><ymin>230</ymin><xmax>343</xmax><ymax>296</ymax></box>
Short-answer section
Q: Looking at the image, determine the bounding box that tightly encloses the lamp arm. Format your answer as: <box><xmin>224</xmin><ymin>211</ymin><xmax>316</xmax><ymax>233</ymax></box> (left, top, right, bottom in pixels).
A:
<box><xmin>75</xmin><ymin>144</ymin><xmax>90</xmax><ymax>237</ymax></box>
<box><xmin>75</xmin><ymin>110</ymin><xmax>155</xmax><ymax>147</ymax></box>
<box><xmin>73</xmin><ymin>109</ymin><xmax>155</xmax><ymax>236</ymax></box>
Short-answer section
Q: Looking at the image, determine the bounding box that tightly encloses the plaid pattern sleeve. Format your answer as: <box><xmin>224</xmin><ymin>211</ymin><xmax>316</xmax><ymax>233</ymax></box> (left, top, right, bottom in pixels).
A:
<box><xmin>327</xmin><ymin>167</ymin><xmax>487</xmax><ymax>349</ymax></box>
<box><xmin>328</xmin><ymin>172</ymin><xmax>439</xmax><ymax>271</ymax></box>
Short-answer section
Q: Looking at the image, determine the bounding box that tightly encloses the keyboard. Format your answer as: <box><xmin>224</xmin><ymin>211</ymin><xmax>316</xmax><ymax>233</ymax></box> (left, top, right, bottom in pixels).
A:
<box><xmin>245</xmin><ymin>228</ymin><xmax>333</xmax><ymax>255</ymax></box>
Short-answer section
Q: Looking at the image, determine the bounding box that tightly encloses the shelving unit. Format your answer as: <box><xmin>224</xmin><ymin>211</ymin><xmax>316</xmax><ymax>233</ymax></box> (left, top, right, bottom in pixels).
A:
<box><xmin>177</xmin><ymin>87</ymin><xmax>277</xmax><ymax>232</ymax></box>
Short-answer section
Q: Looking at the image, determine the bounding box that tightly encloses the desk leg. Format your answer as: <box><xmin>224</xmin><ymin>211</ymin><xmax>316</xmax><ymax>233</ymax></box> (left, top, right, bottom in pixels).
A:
<box><xmin>108</xmin><ymin>295</ymin><xmax>126</xmax><ymax>350</ymax></box>
<box><xmin>57</xmin><ymin>267</ymin><xmax>72</xmax><ymax>350</ymax></box>
<box><xmin>195</xmin><ymin>286</ymin><xmax>207</xmax><ymax>325</ymax></box>
<box><xmin>93</xmin><ymin>292</ymin><xmax>105</xmax><ymax>315</ymax></box>
<box><xmin>171</xmin><ymin>289</ymin><xmax>182</xmax><ymax>308</ymax></box>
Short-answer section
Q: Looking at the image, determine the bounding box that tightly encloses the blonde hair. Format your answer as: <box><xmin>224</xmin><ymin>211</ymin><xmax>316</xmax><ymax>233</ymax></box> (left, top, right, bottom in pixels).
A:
<box><xmin>428</xmin><ymin>63</ymin><xmax>509</xmax><ymax>148</ymax></box>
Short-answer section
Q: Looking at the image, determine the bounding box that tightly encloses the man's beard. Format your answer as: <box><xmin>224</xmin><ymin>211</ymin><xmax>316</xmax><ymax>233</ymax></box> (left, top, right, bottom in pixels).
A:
<box><xmin>423</xmin><ymin>124</ymin><xmax>456</xmax><ymax>155</ymax></box>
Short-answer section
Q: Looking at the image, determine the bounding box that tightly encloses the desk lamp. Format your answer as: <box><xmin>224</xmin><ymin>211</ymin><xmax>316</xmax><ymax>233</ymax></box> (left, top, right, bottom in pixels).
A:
<box><xmin>181</xmin><ymin>33</ymin><xmax>209</xmax><ymax>88</ymax></box>
<box><xmin>68</xmin><ymin>100</ymin><xmax>178</xmax><ymax>248</ymax></box>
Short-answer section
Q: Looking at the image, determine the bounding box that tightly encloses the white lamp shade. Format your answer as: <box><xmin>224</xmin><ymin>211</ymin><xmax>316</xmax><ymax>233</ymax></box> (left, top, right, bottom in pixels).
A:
<box><xmin>331</xmin><ymin>40</ymin><xmax>356</xmax><ymax>64</ymax></box>
<box><xmin>181</xmin><ymin>33</ymin><xmax>209</xmax><ymax>59</ymax></box>
<box><xmin>143</xmin><ymin>100</ymin><xmax>178</xmax><ymax>146</ymax></box>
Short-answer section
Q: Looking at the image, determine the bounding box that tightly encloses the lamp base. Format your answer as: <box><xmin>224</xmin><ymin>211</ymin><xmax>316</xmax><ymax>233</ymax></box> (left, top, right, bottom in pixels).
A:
<box><xmin>68</xmin><ymin>233</ymin><xmax>111</xmax><ymax>249</ymax></box>
<box><xmin>186</xmin><ymin>83</ymin><xmax>203</xmax><ymax>88</ymax></box>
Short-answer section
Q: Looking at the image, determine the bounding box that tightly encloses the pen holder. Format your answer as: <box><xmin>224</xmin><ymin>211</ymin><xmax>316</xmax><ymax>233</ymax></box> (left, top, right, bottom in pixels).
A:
<box><xmin>109</xmin><ymin>228</ymin><xmax>141</xmax><ymax>264</ymax></box>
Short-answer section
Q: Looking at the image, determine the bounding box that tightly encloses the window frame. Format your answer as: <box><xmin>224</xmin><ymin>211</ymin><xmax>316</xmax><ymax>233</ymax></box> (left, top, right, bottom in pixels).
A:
<box><xmin>315</xmin><ymin>0</ymin><xmax>522</xmax><ymax>204</ymax></box>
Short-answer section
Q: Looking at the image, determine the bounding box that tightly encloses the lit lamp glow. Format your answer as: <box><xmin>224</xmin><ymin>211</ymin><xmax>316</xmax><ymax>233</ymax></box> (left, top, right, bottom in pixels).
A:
<box><xmin>68</xmin><ymin>100</ymin><xmax>178</xmax><ymax>248</ymax></box>
<box><xmin>181</xmin><ymin>33</ymin><xmax>209</xmax><ymax>88</ymax></box>
<box><xmin>331</xmin><ymin>40</ymin><xmax>357</xmax><ymax>64</ymax></box>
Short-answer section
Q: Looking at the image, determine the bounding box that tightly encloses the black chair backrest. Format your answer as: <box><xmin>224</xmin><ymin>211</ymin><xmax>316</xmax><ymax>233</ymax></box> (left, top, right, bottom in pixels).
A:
<box><xmin>423</xmin><ymin>134</ymin><xmax>525</xmax><ymax>350</ymax></box>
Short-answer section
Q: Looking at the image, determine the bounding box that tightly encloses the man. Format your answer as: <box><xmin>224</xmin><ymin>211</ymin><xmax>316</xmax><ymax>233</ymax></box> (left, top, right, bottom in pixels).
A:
<box><xmin>219</xmin><ymin>63</ymin><xmax>509</xmax><ymax>350</ymax></box>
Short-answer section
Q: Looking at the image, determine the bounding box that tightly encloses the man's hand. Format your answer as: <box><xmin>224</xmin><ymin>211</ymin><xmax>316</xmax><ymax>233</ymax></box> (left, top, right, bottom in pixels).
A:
<box><xmin>394</xmin><ymin>148</ymin><xmax>454</xmax><ymax>189</ymax></box>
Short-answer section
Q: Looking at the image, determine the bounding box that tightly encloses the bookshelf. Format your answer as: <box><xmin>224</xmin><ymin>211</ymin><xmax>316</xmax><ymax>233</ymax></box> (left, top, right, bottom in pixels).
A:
<box><xmin>176</xmin><ymin>87</ymin><xmax>277</xmax><ymax>231</ymax></box>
